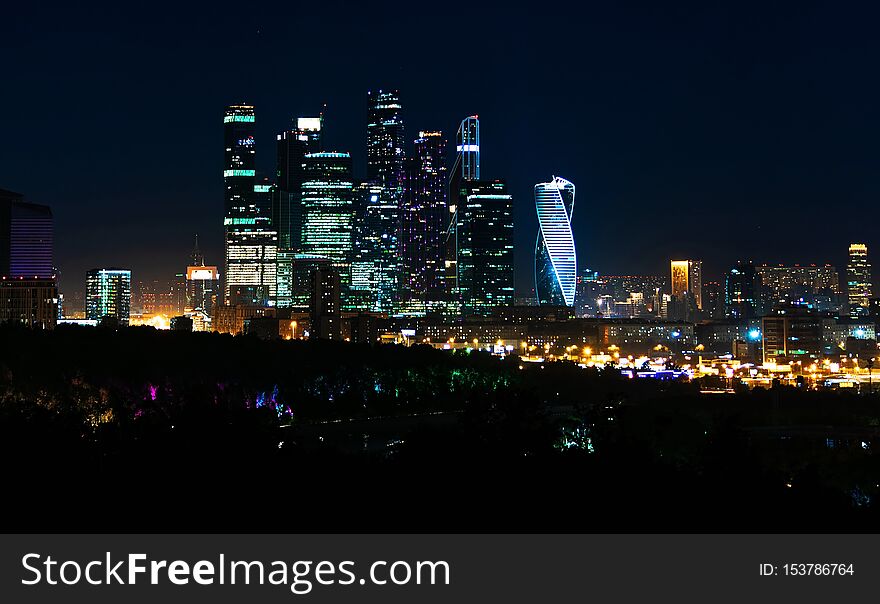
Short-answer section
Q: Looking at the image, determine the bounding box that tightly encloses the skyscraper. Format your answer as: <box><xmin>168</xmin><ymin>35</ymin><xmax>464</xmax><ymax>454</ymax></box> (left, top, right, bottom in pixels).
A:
<box><xmin>86</xmin><ymin>268</ymin><xmax>131</xmax><ymax>325</ymax></box>
<box><xmin>366</xmin><ymin>90</ymin><xmax>405</xmax><ymax>196</ymax></box>
<box><xmin>185</xmin><ymin>236</ymin><xmax>219</xmax><ymax>316</ymax></box>
<box><xmin>300</xmin><ymin>152</ymin><xmax>354</xmax><ymax>296</ymax></box>
<box><xmin>401</xmin><ymin>130</ymin><xmax>447</xmax><ymax>311</ymax></box>
<box><xmin>351</xmin><ymin>181</ymin><xmax>399</xmax><ymax>313</ymax></box>
<box><xmin>847</xmin><ymin>243</ymin><xmax>872</xmax><ymax>317</ymax></box>
<box><xmin>445</xmin><ymin>116</ymin><xmax>481</xmax><ymax>299</ymax></box>
<box><xmin>0</xmin><ymin>188</ymin><xmax>57</xmax><ymax>328</ymax></box>
<box><xmin>275</xmin><ymin>117</ymin><xmax>322</xmax><ymax>250</ymax></box>
<box><xmin>310</xmin><ymin>266</ymin><xmax>342</xmax><ymax>340</ymax></box>
<box><xmin>223</xmin><ymin>104</ymin><xmax>277</xmax><ymax>305</ymax></box>
<box><xmin>670</xmin><ymin>260</ymin><xmax>702</xmax><ymax>309</ymax></box>
<box><xmin>457</xmin><ymin>180</ymin><xmax>514</xmax><ymax>316</ymax></box>
<box><xmin>534</xmin><ymin>177</ymin><xmax>577</xmax><ymax>307</ymax></box>
<box><xmin>725</xmin><ymin>260</ymin><xmax>758</xmax><ymax>319</ymax></box>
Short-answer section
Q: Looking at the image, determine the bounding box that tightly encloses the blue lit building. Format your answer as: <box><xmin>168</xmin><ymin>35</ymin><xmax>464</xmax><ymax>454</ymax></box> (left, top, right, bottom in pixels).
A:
<box><xmin>275</xmin><ymin>117</ymin><xmax>322</xmax><ymax>251</ymax></box>
<box><xmin>534</xmin><ymin>177</ymin><xmax>576</xmax><ymax>307</ymax></box>
<box><xmin>351</xmin><ymin>181</ymin><xmax>399</xmax><ymax>313</ymax></box>
<box><xmin>445</xmin><ymin>116</ymin><xmax>481</xmax><ymax>303</ymax></box>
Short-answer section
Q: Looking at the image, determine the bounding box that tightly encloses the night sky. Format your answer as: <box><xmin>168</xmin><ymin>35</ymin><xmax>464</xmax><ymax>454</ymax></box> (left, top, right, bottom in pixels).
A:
<box><xmin>4</xmin><ymin>1</ymin><xmax>880</xmax><ymax>297</ymax></box>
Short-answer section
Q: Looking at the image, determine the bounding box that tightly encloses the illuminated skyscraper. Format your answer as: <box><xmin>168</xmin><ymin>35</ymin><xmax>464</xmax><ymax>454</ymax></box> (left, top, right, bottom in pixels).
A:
<box><xmin>534</xmin><ymin>177</ymin><xmax>576</xmax><ymax>307</ymax></box>
<box><xmin>401</xmin><ymin>131</ymin><xmax>447</xmax><ymax>312</ymax></box>
<box><xmin>301</xmin><ymin>152</ymin><xmax>354</xmax><ymax>295</ymax></box>
<box><xmin>670</xmin><ymin>259</ymin><xmax>702</xmax><ymax>309</ymax></box>
<box><xmin>275</xmin><ymin>116</ymin><xmax>322</xmax><ymax>250</ymax></box>
<box><xmin>445</xmin><ymin>116</ymin><xmax>480</xmax><ymax>299</ymax></box>
<box><xmin>351</xmin><ymin>181</ymin><xmax>399</xmax><ymax>313</ymax></box>
<box><xmin>457</xmin><ymin>180</ymin><xmax>514</xmax><ymax>316</ymax></box>
<box><xmin>725</xmin><ymin>260</ymin><xmax>758</xmax><ymax>319</ymax></box>
<box><xmin>223</xmin><ymin>104</ymin><xmax>277</xmax><ymax>305</ymax></box>
<box><xmin>366</xmin><ymin>90</ymin><xmax>405</xmax><ymax>196</ymax></box>
<box><xmin>86</xmin><ymin>268</ymin><xmax>131</xmax><ymax>325</ymax></box>
<box><xmin>0</xmin><ymin>189</ymin><xmax>57</xmax><ymax>328</ymax></box>
<box><xmin>847</xmin><ymin>243</ymin><xmax>872</xmax><ymax>317</ymax></box>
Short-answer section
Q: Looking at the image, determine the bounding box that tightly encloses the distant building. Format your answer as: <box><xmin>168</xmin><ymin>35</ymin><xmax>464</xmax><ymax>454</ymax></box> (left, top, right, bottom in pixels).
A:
<box><xmin>574</xmin><ymin>268</ymin><xmax>600</xmax><ymax>317</ymax></box>
<box><xmin>457</xmin><ymin>180</ymin><xmax>514</xmax><ymax>316</ymax></box>
<box><xmin>401</xmin><ymin>130</ymin><xmax>447</xmax><ymax>313</ymax></box>
<box><xmin>223</xmin><ymin>104</ymin><xmax>277</xmax><ymax>305</ymax></box>
<box><xmin>756</xmin><ymin>263</ymin><xmax>841</xmax><ymax>312</ymax></box>
<box><xmin>702</xmin><ymin>281</ymin><xmax>725</xmax><ymax>319</ymax></box>
<box><xmin>670</xmin><ymin>259</ymin><xmax>702</xmax><ymax>317</ymax></box>
<box><xmin>276</xmin><ymin>252</ymin><xmax>331</xmax><ymax>310</ymax></box>
<box><xmin>847</xmin><ymin>243</ymin><xmax>872</xmax><ymax>317</ymax></box>
<box><xmin>310</xmin><ymin>267</ymin><xmax>342</xmax><ymax>340</ymax></box>
<box><xmin>300</xmin><ymin>152</ymin><xmax>354</xmax><ymax>300</ymax></box>
<box><xmin>275</xmin><ymin>116</ymin><xmax>322</xmax><ymax>250</ymax></box>
<box><xmin>762</xmin><ymin>305</ymin><xmax>823</xmax><ymax>365</ymax></box>
<box><xmin>366</xmin><ymin>90</ymin><xmax>405</xmax><ymax>197</ymax></box>
<box><xmin>350</xmin><ymin>181</ymin><xmax>399</xmax><ymax>313</ymax></box>
<box><xmin>725</xmin><ymin>260</ymin><xmax>759</xmax><ymax>319</ymax></box>
<box><xmin>0</xmin><ymin>189</ymin><xmax>57</xmax><ymax>328</ymax></box>
<box><xmin>535</xmin><ymin>177</ymin><xmax>577</xmax><ymax>307</ymax></box>
<box><xmin>445</xmin><ymin>116</ymin><xmax>480</xmax><ymax>301</ymax></box>
<box><xmin>86</xmin><ymin>268</ymin><xmax>131</xmax><ymax>325</ymax></box>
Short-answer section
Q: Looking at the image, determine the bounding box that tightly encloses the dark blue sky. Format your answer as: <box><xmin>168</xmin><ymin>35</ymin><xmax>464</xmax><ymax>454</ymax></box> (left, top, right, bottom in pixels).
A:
<box><xmin>3</xmin><ymin>1</ymin><xmax>879</xmax><ymax>296</ymax></box>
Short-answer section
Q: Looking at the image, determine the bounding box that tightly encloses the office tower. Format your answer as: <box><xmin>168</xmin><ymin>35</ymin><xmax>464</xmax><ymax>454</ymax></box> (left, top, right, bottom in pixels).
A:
<box><xmin>401</xmin><ymin>131</ymin><xmax>447</xmax><ymax>311</ymax></box>
<box><xmin>276</xmin><ymin>251</ymin><xmax>331</xmax><ymax>310</ymax></box>
<box><xmin>351</xmin><ymin>181</ymin><xmax>399</xmax><ymax>313</ymax></box>
<box><xmin>847</xmin><ymin>244</ymin><xmax>872</xmax><ymax>317</ymax></box>
<box><xmin>702</xmin><ymin>281</ymin><xmax>725</xmax><ymax>319</ymax></box>
<box><xmin>275</xmin><ymin>117</ymin><xmax>322</xmax><ymax>250</ymax></box>
<box><xmin>725</xmin><ymin>260</ymin><xmax>758</xmax><ymax>319</ymax></box>
<box><xmin>670</xmin><ymin>260</ymin><xmax>702</xmax><ymax>309</ymax></box>
<box><xmin>445</xmin><ymin>116</ymin><xmax>480</xmax><ymax>298</ymax></box>
<box><xmin>300</xmin><ymin>152</ymin><xmax>354</xmax><ymax>292</ymax></box>
<box><xmin>762</xmin><ymin>305</ymin><xmax>823</xmax><ymax>364</ymax></box>
<box><xmin>366</xmin><ymin>90</ymin><xmax>405</xmax><ymax>196</ymax></box>
<box><xmin>534</xmin><ymin>177</ymin><xmax>577</xmax><ymax>307</ymax></box>
<box><xmin>574</xmin><ymin>268</ymin><xmax>600</xmax><ymax>317</ymax></box>
<box><xmin>223</xmin><ymin>104</ymin><xmax>277</xmax><ymax>305</ymax></box>
<box><xmin>185</xmin><ymin>236</ymin><xmax>219</xmax><ymax>315</ymax></box>
<box><xmin>457</xmin><ymin>180</ymin><xmax>514</xmax><ymax>316</ymax></box>
<box><xmin>310</xmin><ymin>266</ymin><xmax>341</xmax><ymax>340</ymax></box>
<box><xmin>86</xmin><ymin>268</ymin><xmax>131</xmax><ymax>325</ymax></box>
<box><xmin>0</xmin><ymin>189</ymin><xmax>57</xmax><ymax>328</ymax></box>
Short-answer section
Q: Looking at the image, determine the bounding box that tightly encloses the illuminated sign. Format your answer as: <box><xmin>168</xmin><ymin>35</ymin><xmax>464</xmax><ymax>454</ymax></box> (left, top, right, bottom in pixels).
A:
<box><xmin>187</xmin><ymin>267</ymin><xmax>219</xmax><ymax>281</ymax></box>
<box><xmin>223</xmin><ymin>115</ymin><xmax>255</xmax><ymax>123</ymax></box>
<box><xmin>254</xmin><ymin>185</ymin><xmax>272</xmax><ymax>193</ymax></box>
<box><xmin>297</xmin><ymin>117</ymin><xmax>322</xmax><ymax>131</ymax></box>
<box><xmin>456</xmin><ymin>144</ymin><xmax>480</xmax><ymax>152</ymax></box>
<box><xmin>224</xmin><ymin>169</ymin><xmax>255</xmax><ymax>177</ymax></box>
<box><xmin>224</xmin><ymin>217</ymin><xmax>257</xmax><ymax>225</ymax></box>
<box><xmin>401</xmin><ymin>329</ymin><xmax>416</xmax><ymax>337</ymax></box>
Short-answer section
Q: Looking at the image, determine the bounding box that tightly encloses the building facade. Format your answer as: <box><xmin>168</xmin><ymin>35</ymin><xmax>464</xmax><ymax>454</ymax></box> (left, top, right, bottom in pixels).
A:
<box><xmin>535</xmin><ymin>177</ymin><xmax>576</xmax><ymax>307</ymax></box>
<box><xmin>847</xmin><ymin>243</ymin><xmax>872</xmax><ymax>317</ymax></box>
<box><xmin>275</xmin><ymin>116</ymin><xmax>322</xmax><ymax>250</ymax></box>
<box><xmin>86</xmin><ymin>268</ymin><xmax>131</xmax><ymax>325</ymax></box>
<box><xmin>351</xmin><ymin>181</ymin><xmax>399</xmax><ymax>313</ymax></box>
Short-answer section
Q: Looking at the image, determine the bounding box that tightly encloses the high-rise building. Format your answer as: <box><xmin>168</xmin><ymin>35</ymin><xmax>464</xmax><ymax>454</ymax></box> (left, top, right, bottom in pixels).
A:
<box><xmin>275</xmin><ymin>117</ymin><xmax>322</xmax><ymax>250</ymax></box>
<box><xmin>534</xmin><ymin>177</ymin><xmax>577</xmax><ymax>307</ymax></box>
<box><xmin>300</xmin><ymin>152</ymin><xmax>354</xmax><ymax>296</ymax></box>
<box><xmin>457</xmin><ymin>180</ymin><xmax>514</xmax><ymax>316</ymax></box>
<box><xmin>725</xmin><ymin>260</ymin><xmax>759</xmax><ymax>319</ymax></box>
<box><xmin>223</xmin><ymin>104</ymin><xmax>277</xmax><ymax>305</ymax></box>
<box><xmin>86</xmin><ymin>268</ymin><xmax>131</xmax><ymax>325</ymax></box>
<box><xmin>445</xmin><ymin>116</ymin><xmax>480</xmax><ymax>299</ymax></box>
<box><xmin>310</xmin><ymin>266</ymin><xmax>341</xmax><ymax>340</ymax></box>
<box><xmin>847</xmin><ymin>243</ymin><xmax>872</xmax><ymax>317</ymax></box>
<box><xmin>366</xmin><ymin>90</ymin><xmax>405</xmax><ymax>196</ymax></box>
<box><xmin>670</xmin><ymin>260</ymin><xmax>702</xmax><ymax>309</ymax></box>
<box><xmin>276</xmin><ymin>251</ymin><xmax>331</xmax><ymax>310</ymax></box>
<box><xmin>401</xmin><ymin>131</ymin><xmax>447</xmax><ymax>312</ymax></box>
<box><xmin>351</xmin><ymin>181</ymin><xmax>399</xmax><ymax>313</ymax></box>
<box><xmin>574</xmin><ymin>268</ymin><xmax>600</xmax><ymax>317</ymax></box>
<box><xmin>0</xmin><ymin>189</ymin><xmax>57</xmax><ymax>328</ymax></box>
<box><xmin>186</xmin><ymin>236</ymin><xmax>219</xmax><ymax>316</ymax></box>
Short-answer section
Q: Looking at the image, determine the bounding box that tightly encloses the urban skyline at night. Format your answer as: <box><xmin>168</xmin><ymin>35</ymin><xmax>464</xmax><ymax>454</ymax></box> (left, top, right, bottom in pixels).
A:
<box><xmin>5</xmin><ymin>2</ymin><xmax>880</xmax><ymax>300</ymax></box>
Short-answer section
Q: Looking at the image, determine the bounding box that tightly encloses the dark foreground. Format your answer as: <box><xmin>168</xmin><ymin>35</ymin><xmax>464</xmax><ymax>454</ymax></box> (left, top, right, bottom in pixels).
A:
<box><xmin>1</xmin><ymin>324</ymin><xmax>879</xmax><ymax>532</ymax></box>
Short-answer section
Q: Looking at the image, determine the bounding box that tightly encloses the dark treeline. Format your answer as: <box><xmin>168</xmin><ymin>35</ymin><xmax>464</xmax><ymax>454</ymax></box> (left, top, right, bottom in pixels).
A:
<box><xmin>1</xmin><ymin>324</ymin><xmax>879</xmax><ymax>532</ymax></box>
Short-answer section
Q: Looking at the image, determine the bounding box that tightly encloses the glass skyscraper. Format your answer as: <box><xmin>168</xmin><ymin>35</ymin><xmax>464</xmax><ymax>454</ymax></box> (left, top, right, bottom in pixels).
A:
<box><xmin>400</xmin><ymin>131</ymin><xmax>447</xmax><ymax>313</ymax></box>
<box><xmin>457</xmin><ymin>180</ymin><xmax>514</xmax><ymax>316</ymax></box>
<box><xmin>275</xmin><ymin>117</ymin><xmax>322</xmax><ymax>250</ymax></box>
<box><xmin>366</xmin><ymin>90</ymin><xmax>405</xmax><ymax>196</ymax></box>
<box><xmin>86</xmin><ymin>268</ymin><xmax>131</xmax><ymax>325</ymax></box>
<box><xmin>301</xmin><ymin>152</ymin><xmax>354</xmax><ymax>296</ymax></box>
<box><xmin>351</xmin><ymin>181</ymin><xmax>400</xmax><ymax>313</ymax></box>
<box><xmin>534</xmin><ymin>177</ymin><xmax>577</xmax><ymax>307</ymax></box>
<box><xmin>445</xmin><ymin>116</ymin><xmax>481</xmax><ymax>301</ymax></box>
<box><xmin>223</xmin><ymin>104</ymin><xmax>277</xmax><ymax>305</ymax></box>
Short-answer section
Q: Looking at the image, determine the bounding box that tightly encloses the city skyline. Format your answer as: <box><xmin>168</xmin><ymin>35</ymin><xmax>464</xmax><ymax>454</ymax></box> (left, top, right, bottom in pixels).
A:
<box><xmin>5</xmin><ymin>2</ymin><xmax>880</xmax><ymax>297</ymax></box>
